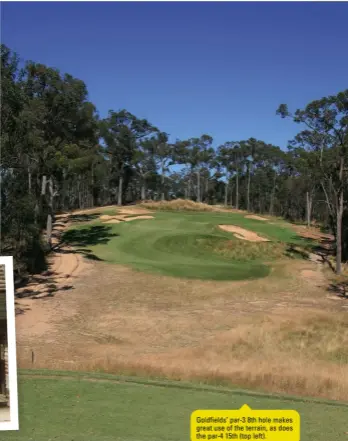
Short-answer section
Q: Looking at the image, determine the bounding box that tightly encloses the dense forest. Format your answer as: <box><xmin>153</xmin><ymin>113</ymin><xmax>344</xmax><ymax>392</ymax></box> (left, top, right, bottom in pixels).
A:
<box><xmin>1</xmin><ymin>44</ymin><xmax>347</xmax><ymax>277</ymax></box>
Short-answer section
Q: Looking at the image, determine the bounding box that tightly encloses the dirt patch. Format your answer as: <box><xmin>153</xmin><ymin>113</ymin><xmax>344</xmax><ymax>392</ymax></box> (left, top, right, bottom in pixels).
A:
<box><xmin>245</xmin><ymin>215</ymin><xmax>267</xmax><ymax>221</ymax></box>
<box><xmin>123</xmin><ymin>216</ymin><xmax>154</xmax><ymax>222</ymax></box>
<box><xmin>104</xmin><ymin>219</ymin><xmax>122</xmax><ymax>224</ymax></box>
<box><xmin>218</xmin><ymin>225</ymin><xmax>269</xmax><ymax>242</ymax></box>
<box><xmin>292</xmin><ymin>225</ymin><xmax>334</xmax><ymax>243</ymax></box>
<box><xmin>301</xmin><ymin>269</ymin><xmax>323</xmax><ymax>280</ymax></box>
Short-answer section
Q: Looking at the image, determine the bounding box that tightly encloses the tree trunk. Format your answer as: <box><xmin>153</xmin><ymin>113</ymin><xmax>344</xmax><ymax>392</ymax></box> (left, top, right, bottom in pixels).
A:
<box><xmin>235</xmin><ymin>171</ymin><xmax>239</xmax><ymax>210</ymax></box>
<box><xmin>335</xmin><ymin>156</ymin><xmax>345</xmax><ymax>275</ymax></box>
<box><xmin>28</xmin><ymin>167</ymin><xmax>31</xmax><ymax>194</ymax></box>
<box><xmin>336</xmin><ymin>191</ymin><xmax>344</xmax><ymax>274</ymax></box>
<box><xmin>41</xmin><ymin>175</ymin><xmax>47</xmax><ymax>196</ymax></box>
<box><xmin>91</xmin><ymin>163</ymin><xmax>95</xmax><ymax>207</ymax></box>
<box><xmin>196</xmin><ymin>170</ymin><xmax>201</xmax><ymax>203</ymax></box>
<box><xmin>224</xmin><ymin>182</ymin><xmax>228</xmax><ymax>206</ymax></box>
<box><xmin>306</xmin><ymin>191</ymin><xmax>313</xmax><ymax>228</ymax></box>
<box><xmin>141</xmin><ymin>183</ymin><xmax>146</xmax><ymax>201</ymax></box>
<box><xmin>46</xmin><ymin>177</ymin><xmax>54</xmax><ymax>249</ymax></box>
<box><xmin>205</xmin><ymin>177</ymin><xmax>209</xmax><ymax>202</ymax></box>
<box><xmin>269</xmin><ymin>173</ymin><xmax>276</xmax><ymax>216</ymax></box>
<box><xmin>247</xmin><ymin>164</ymin><xmax>251</xmax><ymax>212</ymax></box>
<box><xmin>161</xmin><ymin>160</ymin><xmax>165</xmax><ymax>201</ymax></box>
<box><xmin>118</xmin><ymin>175</ymin><xmax>123</xmax><ymax>206</ymax></box>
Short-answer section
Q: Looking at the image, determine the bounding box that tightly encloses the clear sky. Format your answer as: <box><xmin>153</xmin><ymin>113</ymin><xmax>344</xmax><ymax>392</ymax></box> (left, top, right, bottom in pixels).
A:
<box><xmin>2</xmin><ymin>2</ymin><xmax>348</xmax><ymax>149</ymax></box>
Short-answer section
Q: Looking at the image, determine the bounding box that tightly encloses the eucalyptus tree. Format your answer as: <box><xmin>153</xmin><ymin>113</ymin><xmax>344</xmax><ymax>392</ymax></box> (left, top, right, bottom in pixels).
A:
<box><xmin>19</xmin><ymin>62</ymin><xmax>100</xmax><ymax>246</ymax></box>
<box><xmin>229</xmin><ymin>142</ymin><xmax>245</xmax><ymax>210</ymax></box>
<box><xmin>175</xmin><ymin>135</ymin><xmax>214</xmax><ymax>202</ymax></box>
<box><xmin>100</xmin><ymin>110</ymin><xmax>157</xmax><ymax>205</ymax></box>
<box><xmin>216</xmin><ymin>142</ymin><xmax>236</xmax><ymax>206</ymax></box>
<box><xmin>148</xmin><ymin>132</ymin><xmax>173</xmax><ymax>201</ymax></box>
<box><xmin>278</xmin><ymin>90</ymin><xmax>348</xmax><ymax>273</ymax></box>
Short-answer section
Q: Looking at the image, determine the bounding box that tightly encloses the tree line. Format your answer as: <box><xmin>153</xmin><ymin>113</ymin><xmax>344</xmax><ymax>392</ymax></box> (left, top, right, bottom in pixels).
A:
<box><xmin>1</xmin><ymin>44</ymin><xmax>347</xmax><ymax>277</ymax></box>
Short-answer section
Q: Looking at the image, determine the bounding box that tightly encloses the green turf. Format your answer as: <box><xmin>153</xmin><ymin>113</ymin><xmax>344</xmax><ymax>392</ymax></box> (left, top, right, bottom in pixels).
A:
<box><xmin>62</xmin><ymin>211</ymin><xmax>312</xmax><ymax>281</ymax></box>
<box><xmin>7</xmin><ymin>371</ymin><xmax>348</xmax><ymax>440</ymax></box>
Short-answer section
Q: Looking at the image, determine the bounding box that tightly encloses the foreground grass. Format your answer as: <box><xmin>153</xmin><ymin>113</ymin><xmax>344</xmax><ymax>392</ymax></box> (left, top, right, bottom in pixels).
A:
<box><xmin>62</xmin><ymin>210</ymin><xmax>310</xmax><ymax>281</ymax></box>
<box><xmin>7</xmin><ymin>371</ymin><xmax>348</xmax><ymax>441</ymax></box>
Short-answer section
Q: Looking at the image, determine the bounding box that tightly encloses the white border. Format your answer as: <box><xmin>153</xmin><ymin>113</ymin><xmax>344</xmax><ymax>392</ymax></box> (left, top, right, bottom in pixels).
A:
<box><xmin>0</xmin><ymin>256</ymin><xmax>19</xmax><ymax>431</ymax></box>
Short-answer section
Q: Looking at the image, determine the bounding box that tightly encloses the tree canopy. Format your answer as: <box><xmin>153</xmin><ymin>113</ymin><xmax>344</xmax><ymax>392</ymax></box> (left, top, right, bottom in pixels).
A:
<box><xmin>1</xmin><ymin>44</ymin><xmax>347</xmax><ymax>276</ymax></box>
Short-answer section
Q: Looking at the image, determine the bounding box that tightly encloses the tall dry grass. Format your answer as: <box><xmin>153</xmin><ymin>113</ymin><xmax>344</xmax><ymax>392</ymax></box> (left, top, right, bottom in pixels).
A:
<box><xmin>18</xmin><ymin>310</ymin><xmax>348</xmax><ymax>401</ymax></box>
<box><xmin>140</xmin><ymin>199</ymin><xmax>244</xmax><ymax>213</ymax></box>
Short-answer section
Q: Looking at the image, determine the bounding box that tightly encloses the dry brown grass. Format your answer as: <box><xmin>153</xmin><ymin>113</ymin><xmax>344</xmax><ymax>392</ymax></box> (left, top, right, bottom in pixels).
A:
<box><xmin>15</xmin><ymin>253</ymin><xmax>348</xmax><ymax>401</ymax></box>
<box><xmin>140</xmin><ymin>199</ymin><xmax>245</xmax><ymax>213</ymax></box>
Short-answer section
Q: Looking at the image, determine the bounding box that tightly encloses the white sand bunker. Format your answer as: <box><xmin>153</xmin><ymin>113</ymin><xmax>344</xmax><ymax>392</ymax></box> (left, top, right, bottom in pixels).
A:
<box><xmin>100</xmin><ymin>214</ymin><xmax>154</xmax><ymax>223</ymax></box>
<box><xmin>218</xmin><ymin>225</ymin><xmax>269</xmax><ymax>242</ymax></box>
<box><xmin>99</xmin><ymin>214</ymin><xmax>128</xmax><ymax>221</ymax></box>
<box><xmin>245</xmin><ymin>215</ymin><xmax>267</xmax><ymax>221</ymax></box>
<box><xmin>123</xmin><ymin>216</ymin><xmax>154</xmax><ymax>221</ymax></box>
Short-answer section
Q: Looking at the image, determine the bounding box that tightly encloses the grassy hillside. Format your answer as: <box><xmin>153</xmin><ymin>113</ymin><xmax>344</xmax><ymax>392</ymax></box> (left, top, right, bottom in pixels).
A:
<box><xmin>62</xmin><ymin>211</ymin><xmax>310</xmax><ymax>281</ymax></box>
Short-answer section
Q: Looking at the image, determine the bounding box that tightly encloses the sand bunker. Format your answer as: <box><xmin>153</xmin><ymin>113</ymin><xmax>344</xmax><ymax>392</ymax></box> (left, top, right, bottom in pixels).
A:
<box><xmin>99</xmin><ymin>215</ymin><xmax>114</xmax><ymax>221</ymax></box>
<box><xmin>100</xmin><ymin>214</ymin><xmax>154</xmax><ymax>223</ymax></box>
<box><xmin>123</xmin><ymin>216</ymin><xmax>154</xmax><ymax>221</ymax></box>
<box><xmin>245</xmin><ymin>215</ymin><xmax>267</xmax><ymax>221</ymax></box>
<box><xmin>99</xmin><ymin>214</ymin><xmax>127</xmax><ymax>222</ymax></box>
<box><xmin>218</xmin><ymin>225</ymin><xmax>269</xmax><ymax>242</ymax></box>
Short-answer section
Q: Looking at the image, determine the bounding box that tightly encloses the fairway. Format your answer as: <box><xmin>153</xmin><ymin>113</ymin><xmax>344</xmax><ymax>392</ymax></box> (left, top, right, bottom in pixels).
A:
<box><xmin>6</xmin><ymin>371</ymin><xmax>348</xmax><ymax>441</ymax></box>
<box><xmin>63</xmin><ymin>211</ymin><xmax>307</xmax><ymax>281</ymax></box>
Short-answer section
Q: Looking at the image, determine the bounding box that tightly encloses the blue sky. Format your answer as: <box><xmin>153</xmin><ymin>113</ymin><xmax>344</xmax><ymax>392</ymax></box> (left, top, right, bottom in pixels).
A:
<box><xmin>2</xmin><ymin>2</ymin><xmax>348</xmax><ymax>149</ymax></box>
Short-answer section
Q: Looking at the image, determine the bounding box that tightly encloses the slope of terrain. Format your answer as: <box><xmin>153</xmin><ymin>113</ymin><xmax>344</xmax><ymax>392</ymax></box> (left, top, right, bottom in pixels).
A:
<box><xmin>14</xmin><ymin>204</ymin><xmax>348</xmax><ymax>402</ymax></box>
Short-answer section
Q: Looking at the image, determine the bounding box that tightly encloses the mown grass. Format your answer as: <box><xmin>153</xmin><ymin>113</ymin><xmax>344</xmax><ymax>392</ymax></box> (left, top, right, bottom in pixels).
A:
<box><xmin>62</xmin><ymin>211</ymin><xmax>311</xmax><ymax>281</ymax></box>
<box><xmin>6</xmin><ymin>371</ymin><xmax>348</xmax><ymax>441</ymax></box>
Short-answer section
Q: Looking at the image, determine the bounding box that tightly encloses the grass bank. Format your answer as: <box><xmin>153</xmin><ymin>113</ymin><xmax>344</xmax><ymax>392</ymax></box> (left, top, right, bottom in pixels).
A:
<box><xmin>6</xmin><ymin>370</ymin><xmax>348</xmax><ymax>441</ymax></box>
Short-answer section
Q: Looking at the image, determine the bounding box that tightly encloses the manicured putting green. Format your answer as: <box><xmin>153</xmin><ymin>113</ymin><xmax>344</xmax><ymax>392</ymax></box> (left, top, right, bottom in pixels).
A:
<box><xmin>63</xmin><ymin>211</ymin><xmax>306</xmax><ymax>281</ymax></box>
<box><xmin>7</xmin><ymin>371</ymin><xmax>348</xmax><ymax>441</ymax></box>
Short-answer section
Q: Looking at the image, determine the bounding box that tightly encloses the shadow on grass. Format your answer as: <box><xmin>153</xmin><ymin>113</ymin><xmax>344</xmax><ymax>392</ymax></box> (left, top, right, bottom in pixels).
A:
<box><xmin>66</xmin><ymin>213</ymin><xmax>101</xmax><ymax>223</ymax></box>
<box><xmin>327</xmin><ymin>281</ymin><xmax>348</xmax><ymax>300</ymax></box>
<box><xmin>15</xmin><ymin>277</ymin><xmax>74</xmax><ymax>302</ymax></box>
<box><xmin>288</xmin><ymin>234</ymin><xmax>335</xmax><ymax>266</ymax></box>
<box><xmin>62</xmin><ymin>225</ymin><xmax>119</xmax><ymax>248</ymax></box>
<box><xmin>285</xmin><ymin>244</ymin><xmax>309</xmax><ymax>260</ymax></box>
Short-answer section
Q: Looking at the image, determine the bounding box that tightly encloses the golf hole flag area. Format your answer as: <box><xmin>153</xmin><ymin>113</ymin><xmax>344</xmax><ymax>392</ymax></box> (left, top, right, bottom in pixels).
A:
<box><xmin>191</xmin><ymin>405</ymin><xmax>300</xmax><ymax>440</ymax></box>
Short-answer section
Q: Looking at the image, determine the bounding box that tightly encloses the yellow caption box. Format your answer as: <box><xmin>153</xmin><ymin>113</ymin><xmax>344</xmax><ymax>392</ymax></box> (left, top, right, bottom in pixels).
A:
<box><xmin>191</xmin><ymin>405</ymin><xmax>300</xmax><ymax>440</ymax></box>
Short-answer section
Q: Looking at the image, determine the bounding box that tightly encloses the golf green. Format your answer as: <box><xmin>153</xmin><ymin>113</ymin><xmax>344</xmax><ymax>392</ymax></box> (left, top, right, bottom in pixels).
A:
<box><xmin>63</xmin><ymin>211</ymin><xmax>307</xmax><ymax>281</ymax></box>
